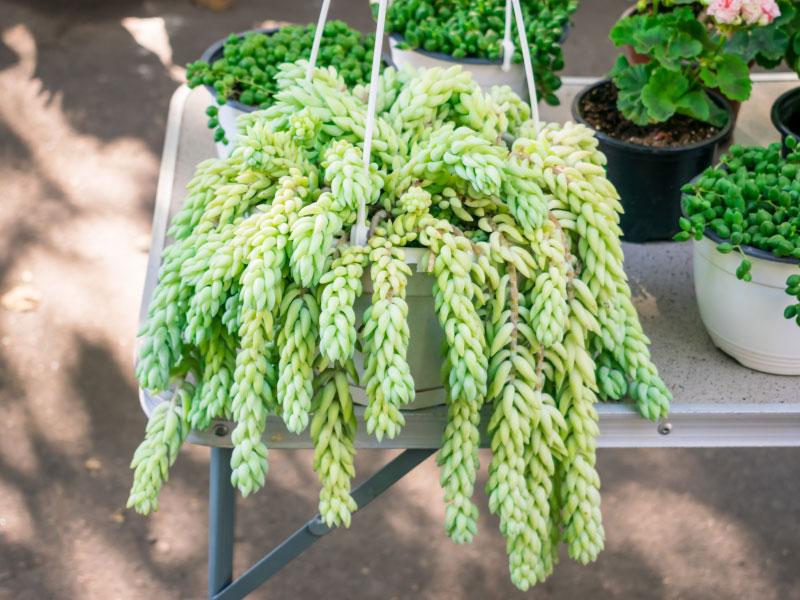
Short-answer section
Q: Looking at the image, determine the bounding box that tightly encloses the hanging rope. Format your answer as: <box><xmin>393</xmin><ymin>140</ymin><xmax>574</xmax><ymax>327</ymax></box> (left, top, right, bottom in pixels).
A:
<box><xmin>310</xmin><ymin>0</ymin><xmax>539</xmax><ymax>243</ymax></box>
<box><xmin>510</xmin><ymin>0</ymin><xmax>539</xmax><ymax>129</ymax></box>
<box><xmin>502</xmin><ymin>0</ymin><xmax>514</xmax><ymax>72</ymax></box>
<box><xmin>352</xmin><ymin>0</ymin><xmax>389</xmax><ymax>246</ymax></box>
<box><xmin>306</xmin><ymin>0</ymin><xmax>332</xmax><ymax>81</ymax></box>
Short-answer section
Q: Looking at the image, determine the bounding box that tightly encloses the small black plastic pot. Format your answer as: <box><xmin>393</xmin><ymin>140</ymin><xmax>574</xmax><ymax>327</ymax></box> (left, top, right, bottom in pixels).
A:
<box><xmin>770</xmin><ymin>86</ymin><xmax>800</xmax><ymax>157</ymax></box>
<box><xmin>571</xmin><ymin>79</ymin><xmax>734</xmax><ymax>243</ymax></box>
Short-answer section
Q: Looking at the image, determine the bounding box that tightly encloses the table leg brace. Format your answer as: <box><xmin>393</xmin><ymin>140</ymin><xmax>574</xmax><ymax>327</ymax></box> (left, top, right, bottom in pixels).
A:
<box><xmin>210</xmin><ymin>448</ymin><xmax>435</xmax><ymax>600</ymax></box>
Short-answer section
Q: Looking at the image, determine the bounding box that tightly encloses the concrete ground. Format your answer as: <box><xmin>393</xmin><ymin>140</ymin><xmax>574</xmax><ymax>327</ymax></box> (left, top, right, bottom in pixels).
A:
<box><xmin>0</xmin><ymin>0</ymin><xmax>798</xmax><ymax>598</ymax></box>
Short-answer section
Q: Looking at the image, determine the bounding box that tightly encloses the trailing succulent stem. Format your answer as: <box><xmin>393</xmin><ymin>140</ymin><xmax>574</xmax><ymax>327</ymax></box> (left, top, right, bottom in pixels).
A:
<box><xmin>131</xmin><ymin>61</ymin><xmax>670</xmax><ymax>590</ymax></box>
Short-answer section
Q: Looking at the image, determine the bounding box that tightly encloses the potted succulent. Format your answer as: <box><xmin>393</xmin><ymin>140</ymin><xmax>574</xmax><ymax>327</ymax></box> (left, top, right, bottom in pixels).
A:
<box><xmin>131</xmin><ymin>61</ymin><xmax>671</xmax><ymax>590</ymax></box>
<box><xmin>571</xmin><ymin>1</ymin><xmax>766</xmax><ymax>242</ymax></box>
<box><xmin>380</xmin><ymin>0</ymin><xmax>576</xmax><ymax>103</ymax></box>
<box><xmin>186</xmin><ymin>21</ymin><xmax>381</xmax><ymax>157</ymax></box>
<box><xmin>675</xmin><ymin>139</ymin><xmax>800</xmax><ymax>374</ymax></box>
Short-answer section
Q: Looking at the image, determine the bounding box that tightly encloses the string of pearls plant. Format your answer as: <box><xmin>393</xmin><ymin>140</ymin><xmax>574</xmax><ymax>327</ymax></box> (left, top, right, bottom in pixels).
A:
<box><xmin>130</xmin><ymin>60</ymin><xmax>671</xmax><ymax>590</ymax></box>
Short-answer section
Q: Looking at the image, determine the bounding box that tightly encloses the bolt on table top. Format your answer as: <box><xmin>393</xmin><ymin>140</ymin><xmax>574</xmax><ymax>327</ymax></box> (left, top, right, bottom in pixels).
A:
<box><xmin>139</xmin><ymin>78</ymin><xmax>800</xmax><ymax>449</ymax></box>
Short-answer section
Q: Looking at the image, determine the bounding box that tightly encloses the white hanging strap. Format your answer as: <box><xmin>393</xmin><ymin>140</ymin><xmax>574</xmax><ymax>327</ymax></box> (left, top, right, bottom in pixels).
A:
<box><xmin>510</xmin><ymin>0</ymin><xmax>539</xmax><ymax>130</ymax></box>
<box><xmin>351</xmin><ymin>0</ymin><xmax>388</xmax><ymax>247</ymax></box>
<box><xmin>306</xmin><ymin>0</ymin><xmax>332</xmax><ymax>81</ymax></box>
<box><xmin>501</xmin><ymin>0</ymin><xmax>514</xmax><ymax>73</ymax></box>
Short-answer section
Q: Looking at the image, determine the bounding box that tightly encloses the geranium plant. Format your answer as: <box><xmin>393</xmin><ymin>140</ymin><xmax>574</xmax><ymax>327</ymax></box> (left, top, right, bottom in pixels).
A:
<box><xmin>609</xmin><ymin>0</ymin><xmax>782</xmax><ymax>127</ymax></box>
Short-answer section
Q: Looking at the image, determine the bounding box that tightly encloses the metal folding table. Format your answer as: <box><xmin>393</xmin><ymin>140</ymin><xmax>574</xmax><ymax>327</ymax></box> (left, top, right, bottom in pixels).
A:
<box><xmin>139</xmin><ymin>76</ymin><xmax>800</xmax><ymax>600</ymax></box>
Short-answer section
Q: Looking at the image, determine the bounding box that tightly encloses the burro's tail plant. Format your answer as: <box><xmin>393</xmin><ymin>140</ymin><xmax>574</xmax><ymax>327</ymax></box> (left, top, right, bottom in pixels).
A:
<box><xmin>130</xmin><ymin>60</ymin><xmax>671</xmax><ymax>590</ymax></box>
<box><xmin>609</xmin><ymin>0</ymin><xmax>784</xmax><ymax>127</ymax></box>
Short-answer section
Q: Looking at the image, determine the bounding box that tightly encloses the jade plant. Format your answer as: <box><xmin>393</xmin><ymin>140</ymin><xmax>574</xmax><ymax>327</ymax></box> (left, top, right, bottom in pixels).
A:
<box><xmin>186</xmin><ymin>21</ymin><xmax>379</xmax><ymax>144</ymax></box>
<box><xmin>130</xmin><ymin>60</ymin><xmax>671</xmax><ymax>590</ymax></box>
<box><xmin>609</xmin><ymin>0</ymin><xmax>782</xmax><ymax>127</ymax></box>
<box><xmin>676</xmin><ymin>138</ymin><xmax>800</xmax><ymax>322</ymax></box>
<box><xmin>381</xmin><ymin>0</ymin><xmax>577</xmax><ymax>105</ymax></box>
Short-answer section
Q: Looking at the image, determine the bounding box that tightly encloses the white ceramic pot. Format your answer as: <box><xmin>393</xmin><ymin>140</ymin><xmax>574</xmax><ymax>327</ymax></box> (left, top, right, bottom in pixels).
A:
<box><xmin>693</xmin><ymin>234</ymin><xmax>800</xmax><ymax>374</ymax></box>
<box><xmin>350</xmin><ymin>247</ymin><xmax>447</xmax><ymax>409</ymax></box>
<box><xmin>213</xmin><ymin>102</ymin><xmax>249</xmax><ymax>158</ymax></box>
<box><xmin>388</xmin><ymin>34</ymin><xmax>529</xmax><ymax>100</ymax></box>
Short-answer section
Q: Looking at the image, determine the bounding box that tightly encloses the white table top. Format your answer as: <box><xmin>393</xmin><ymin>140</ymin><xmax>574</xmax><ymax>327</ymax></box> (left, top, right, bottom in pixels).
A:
<box><xmin>139</xmin><ymin>80</ymin><xmax>800</xmax><ymax>448</ymax></box>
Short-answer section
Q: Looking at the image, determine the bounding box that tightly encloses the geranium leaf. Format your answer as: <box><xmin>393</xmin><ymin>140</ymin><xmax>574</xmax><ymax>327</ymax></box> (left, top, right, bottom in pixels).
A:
<box><xmin>675</xmin><ymin>89</ymin><xmax>711</xmax><ymax>122</ymax></box>
<box><xmin>699</xmin><ymin>66</ymin><xmax>719</xmax><ymax>89</ymax></box>
<box><xmin>667</xmin><ymin>31</ymin><xmax>702</xmax><ymax>60</ymax></box>
<box><xmin>641</xmin><ymin>67</ymin><xmax>688</xmax><ymax>122</ymax></box>
<box><xmin>716</xmin><ymin>54</ymin><xmax>752</xmax><ymax>102</ymax></box>
<box><xmin>609</xmin><ymin>15</ymin><xmax>643</xmax><ymax>48</ymax></box>
<box><xmin>612</xmin><ymin>62</ymin><xmax>650</xmax><ymax>126</ymax></box>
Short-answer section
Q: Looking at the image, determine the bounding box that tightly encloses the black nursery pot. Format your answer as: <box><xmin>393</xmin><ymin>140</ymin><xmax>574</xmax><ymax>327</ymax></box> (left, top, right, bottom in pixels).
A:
<box><xmin>770</xmin><ymin>86</ymin><xmax>800</xmax><ymax>157</ymax></box>
<box><xmin>571</xmin><ymin>80</ymin><xmax>734</xmax><ymax>243</ymax></box>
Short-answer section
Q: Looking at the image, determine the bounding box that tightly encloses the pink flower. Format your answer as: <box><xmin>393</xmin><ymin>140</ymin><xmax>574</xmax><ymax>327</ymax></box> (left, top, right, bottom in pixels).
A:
<box><xmin>740</xmin><ymin>0</ymin><xmax>763</xmax><ymax>23</ymax></box>
<box><xmin>757</xmin><ymin>0</ymin><xmax>781</xmax><ymax>24</ymax></box>
<box><xmin>707</xmin><ymin>0</ymin><xmax>743</xmax><ymax>24</ymax></box>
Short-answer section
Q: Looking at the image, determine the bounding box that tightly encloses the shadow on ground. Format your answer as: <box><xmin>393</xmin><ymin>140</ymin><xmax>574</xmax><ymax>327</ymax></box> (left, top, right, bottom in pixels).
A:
<box><xmin>1</xmin><ymin>1</ymin><xmax>799</xmax><ymax>599</ymax></box>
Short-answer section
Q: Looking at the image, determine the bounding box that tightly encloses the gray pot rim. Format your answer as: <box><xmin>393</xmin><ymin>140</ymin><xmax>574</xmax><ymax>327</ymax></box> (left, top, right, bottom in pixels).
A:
<box><xmin>571</xmin><ymin>79</ymin><xmax>734</xmax><ymax>155</ymax></box>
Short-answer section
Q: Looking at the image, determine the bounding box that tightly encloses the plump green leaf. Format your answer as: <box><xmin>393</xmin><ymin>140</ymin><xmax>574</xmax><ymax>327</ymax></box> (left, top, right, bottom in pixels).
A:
<box><xmin>609</xmin><ymin>16</ymin><xmax>644</xmax><ymax>48</ymax></box>
<box><xmin>612</xmin><ymin>61</ymin><xmax>651</xmax><ymax>125</ymax></box>
<box><xmin>666</xmin><ymin>31</ymin><xmax>702</xmax><ymax>61</ymax></box>
<box><xmin>699</xmin><ymin>66</ymin><xmax>718</xmax><ymax>89</ymax></box>
<box><xmin>707</xmin><ymin>100</ymin><xmax>729</xmax><ymax>128</ymax></box>
<box><xmin>675</xmin><ymin>89</ymin><xmax>712</xmax><ymax>123</ymax></box>
<box><xmin>641</xmin><ymin>67</ymin><xmax>688</xmax><ymax>122</ymax></box>
<box><xmin>723</xmin><ymin>30</ymin><xmax>760</xmax><ymax>63</ymax></box>
<box><xmin>608</xmin><ymin>54</ymin><xmax>631</xmax><ymax>79</ymax></box>
<box><xmin>715</xmin><ymin>54</ymin><xmax>752</xmax><ymax>102</ymax></box>
<box><xmin>635</xmin><ymin>25</ymin><xmax>672</xmax><ymax>57</ymax></box>
<box><xmin>675</xmin><ymin>16</ymin><xmax>713</xmax><ymax>52</ymax></box>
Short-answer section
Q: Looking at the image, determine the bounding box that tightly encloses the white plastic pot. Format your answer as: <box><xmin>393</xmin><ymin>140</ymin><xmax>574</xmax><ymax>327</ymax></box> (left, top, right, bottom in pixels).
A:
<box><xmin>388</xmin><ymin>34</ymin><xmax>529</xmax><ymax>101</ymax></box>
<box><xmin>212</xmin><ymin>102</ymin><xmax>249</xmax><ymax>158</ymax></box>
<box><xmin>350</xmin><ymin>247</ymin><xmax>447</xmax><ymax>409</ymax></box>
<box><xmin>693</xmin><ymin>234</ymin><xmax>800</xmax><ymax>374</ymax></box>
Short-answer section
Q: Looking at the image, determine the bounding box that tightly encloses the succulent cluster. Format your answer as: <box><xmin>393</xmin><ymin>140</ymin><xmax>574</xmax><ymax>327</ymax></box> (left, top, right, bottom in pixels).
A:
<box><xmin>131</xmin><ymin>60</ymin><xmax>670</xmax><ymax>589</ymax></box>
<box><xmin>382</xmin><ymin>0</ymin><xmax>577</xmax><ymax>105</ymax></box>
<box><xmin>677</xmin><ymin>138</ymin><xmax>800</xmax><ymax>323</ymax></box>
<box><xmin>187</xmin><ymin>22</ymin><xmax>380</xmax><ymax>143</ymax></box>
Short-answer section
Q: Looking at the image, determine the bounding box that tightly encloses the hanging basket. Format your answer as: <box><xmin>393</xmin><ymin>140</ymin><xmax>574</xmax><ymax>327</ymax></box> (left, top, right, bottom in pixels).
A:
<box><xmin>388</xmin><ymin>34</ymin><xmax>529</xmax><ymax>100</ymax></box>
<box><xmin>350</xmin><ymin>248</ymin><xmax>446</xmax><ymax>410</ymax></box>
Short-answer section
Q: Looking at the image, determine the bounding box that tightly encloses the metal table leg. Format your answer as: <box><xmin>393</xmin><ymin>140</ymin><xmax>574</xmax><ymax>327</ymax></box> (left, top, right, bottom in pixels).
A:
<box><xmin>212</xmin><ymin>448</ymin><xmax>435</xmax><ymax>600</ymax></box>
<box><xmin>209</xmin><ymin>447</ymin><xmax>235</xmax><ymax>599</ymax></box>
